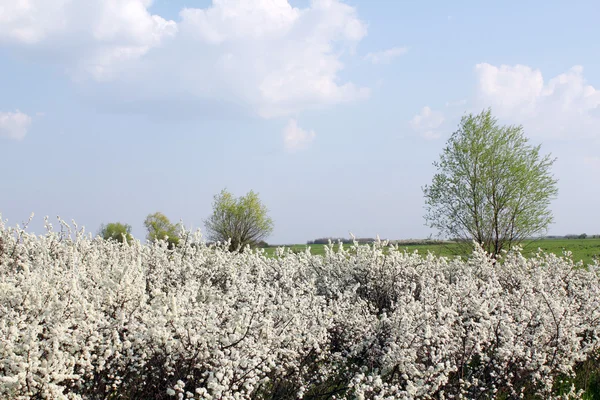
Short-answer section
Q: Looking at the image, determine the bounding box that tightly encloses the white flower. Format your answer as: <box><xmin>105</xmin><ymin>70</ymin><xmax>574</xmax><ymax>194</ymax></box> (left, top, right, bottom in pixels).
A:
<box><xmin>0</xmin><ymin>216</ymin><xmax>598</xmax><ymax>399</ymax></box>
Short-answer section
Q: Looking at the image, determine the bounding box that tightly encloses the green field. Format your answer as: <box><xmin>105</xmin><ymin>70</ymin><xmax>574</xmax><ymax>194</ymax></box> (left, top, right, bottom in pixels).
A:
<box><xmin>264</xmin><ymin>238</ymin><xmax>600</xmax><ymax>266</ymax></box>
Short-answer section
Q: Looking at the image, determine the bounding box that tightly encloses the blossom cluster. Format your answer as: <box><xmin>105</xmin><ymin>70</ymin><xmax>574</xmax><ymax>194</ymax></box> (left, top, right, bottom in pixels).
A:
<box><xmin>1</xmin><ymin>218</ymin><xmax>599</xmax><ymax>399</ymax></box>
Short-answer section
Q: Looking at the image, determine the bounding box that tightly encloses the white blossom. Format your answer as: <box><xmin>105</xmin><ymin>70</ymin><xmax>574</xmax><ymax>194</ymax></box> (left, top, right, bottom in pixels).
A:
<box><xmin>0</xmin><ymin>216</ymin><xmax>598</xmax><ymax>399</ymax></box>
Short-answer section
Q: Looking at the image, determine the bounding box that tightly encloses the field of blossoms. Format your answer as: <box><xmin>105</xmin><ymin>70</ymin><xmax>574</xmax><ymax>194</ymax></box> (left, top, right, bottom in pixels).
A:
<box><xmin>1</xmin><ymin>218</ymin><xmax>600</xmax><ymax>399</ymax></box>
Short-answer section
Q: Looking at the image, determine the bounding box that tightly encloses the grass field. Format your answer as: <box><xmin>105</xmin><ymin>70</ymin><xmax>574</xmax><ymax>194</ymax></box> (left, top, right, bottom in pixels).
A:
<box><xmin>264</xmin><ymin>238</ymin><xmax>600</xmax><ymax>266</ymax></box>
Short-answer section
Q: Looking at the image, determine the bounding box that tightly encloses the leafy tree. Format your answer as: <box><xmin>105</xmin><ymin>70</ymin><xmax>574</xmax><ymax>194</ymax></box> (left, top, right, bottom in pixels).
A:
<box><xmin>205</xmin><ymin>189</ymin><xmax>274</xmax><ymax>251</ymax></box>
<box><xmin>423</xmin><ymin>109</ymin><xmax>558</xmax><ymax>257</ymax></box>
<box><xmin>98</xmin><ymin>222</ymin><xmax>133</xmax><ymax>244</ymax></box>
<box><xmin>144</xmin><ymin>212</ymin><xmax>180</xmax><ymax>248</ymax></box>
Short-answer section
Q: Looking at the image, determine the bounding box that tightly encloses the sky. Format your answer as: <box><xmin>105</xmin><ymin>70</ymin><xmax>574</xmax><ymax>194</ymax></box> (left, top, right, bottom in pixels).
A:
<box><xmin>1</xmin><ymin>0</ymin><xmax>599</xmax><ymax>244</ymax></box>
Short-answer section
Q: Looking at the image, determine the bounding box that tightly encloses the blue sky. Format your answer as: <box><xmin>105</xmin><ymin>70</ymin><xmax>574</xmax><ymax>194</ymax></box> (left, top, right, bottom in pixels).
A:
<box><xmin>1</xmin><ymin>0</ymin><xmax>599</xmax><ymax>244</ymax></box>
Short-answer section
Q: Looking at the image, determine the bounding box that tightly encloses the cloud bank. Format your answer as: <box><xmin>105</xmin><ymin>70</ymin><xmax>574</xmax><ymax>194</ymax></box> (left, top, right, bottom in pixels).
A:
<box><xmin>475</xmin><ymin>63</ymin><xmax>600</xmax><ymax>139</ymax></box>
<box><xmin>410</xmin><ymin>63</ymin><xmax>600</xmax><ymax>141</ymax></box>
<box><xmin>0</xmin><ymin>0</ymin><xmax>370</xmax><ymax>119</ymax></box>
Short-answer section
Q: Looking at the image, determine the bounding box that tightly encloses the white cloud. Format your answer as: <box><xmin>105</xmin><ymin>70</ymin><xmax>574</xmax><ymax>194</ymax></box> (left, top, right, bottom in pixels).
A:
<box><xmin>475</xmin><ymin>63</ymin><xmax>600</xmax><ymax>138</ymax></box>
<box><xmin>0</xmin><ymin>0</ymin><xmax>370</xmax><ymax>118</ymax></box>
<box><xmin>364</xmin><ymin>46</ymin><xmax>408</xmax><ymax>65</ymax></box>
<box><xmin>412</xmin><ymin>63</ymin><xmax>600</xmax><ymax>143</ymax></box>
<box><xmin>0</xmin><ymin>110</ymin><xmax>32</xmax><ymax>140</ymax></box>
<box><xmin>0</xmin><ymin>0</ymin><xmax>178</xmax><ymax>81</ymax></box>
<box><xmin>410</xmin><ymin>106</ymin><xmax>445</xmax><ymax>140</ymax></box>
<box><xmin>283</xmin><ymin>119</ymin><xmax>315</xmax><ymax>152</ymax></box>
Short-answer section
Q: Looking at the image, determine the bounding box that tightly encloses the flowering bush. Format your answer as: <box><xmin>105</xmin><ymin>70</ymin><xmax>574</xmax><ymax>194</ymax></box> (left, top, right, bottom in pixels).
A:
<box><xmin>1</xmin><ymin>217</ymin><xmax>599</xmax><ymax>399</ymax></box>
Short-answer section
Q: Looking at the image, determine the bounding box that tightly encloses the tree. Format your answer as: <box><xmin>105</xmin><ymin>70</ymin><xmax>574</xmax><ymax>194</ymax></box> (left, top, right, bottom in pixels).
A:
<box><xmin>423</xmin><ymin>109</ymin><xmax>558</xmax><ymax>257</ymax></box>
<box><xmin>205</xmin><ymin>189</ymin><xmax>274</xmax><ymax>251</ymax></box>
<box><xmin>144</xmin><ymin>212</ymin><xmax>180</xmax><ymax>248</ymax></box>
<box><xmin>98</xmin><ymin>222</ymin><xmax>133</xmax><ymax>244</ymax></box>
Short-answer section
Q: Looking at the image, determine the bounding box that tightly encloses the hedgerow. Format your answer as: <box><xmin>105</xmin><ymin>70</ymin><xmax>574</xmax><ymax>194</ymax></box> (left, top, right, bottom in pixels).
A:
<box><xmin>1</xmin><ymin>217</ymin><xmax>599</xmax><ymax>399</ymax></box>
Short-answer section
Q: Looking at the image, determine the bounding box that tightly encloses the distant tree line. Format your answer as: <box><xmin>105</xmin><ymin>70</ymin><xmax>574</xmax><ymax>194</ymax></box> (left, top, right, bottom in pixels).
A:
<box><xmin>306</xmin><ymin>238</ymin><xmax>450</xmax><ymax>246</ymax></box>
<box><xmin>307</xmin><ymin>237</ymin><xmax>379</xmax><ymax>245</ymax></box>
<box><xmin>546</xmin><ymin>233</ymin><xmax>599</xmax><ymax>239</ymax></box>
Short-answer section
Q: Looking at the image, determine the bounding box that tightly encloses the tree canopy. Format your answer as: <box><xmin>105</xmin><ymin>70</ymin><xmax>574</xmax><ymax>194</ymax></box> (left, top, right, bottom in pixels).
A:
<box><xmin>144</xmin><ymin>212</ymin><xmax>180</xmax><ymax>248</ymax></box>
<box><xmin>204</xmin><ymin>189</ymin><xmax>274</xmax><ymax>251</ymax></box>
<box><xmin>98</xmin><ymin>222</ymin><xmax>133</xmax><ymax>244</ymax></box>
<box><xmin>423</xmin><ymin>109</ymin><xmax>558</xmax><ymax>257</ymax></box>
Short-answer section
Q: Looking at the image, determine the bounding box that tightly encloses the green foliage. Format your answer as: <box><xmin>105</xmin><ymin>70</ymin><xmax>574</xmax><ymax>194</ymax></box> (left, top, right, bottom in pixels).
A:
<box><xmin>204</xmin><ymin>189</ymin><xmax>274</xmax><ymax>252</ymax></box>
<box><xmin>143</xmin><ymin>212</ymin><xmax>180</xmax><ymax>248</ymax></box>
<box><xmin>98</xmin><ymin>222</ymin><xmax>133</xmax><ymax>244</ymax></box>
<box><xmin>423</xmin><ymin>108</ymin><xmax>558</xmax><ymax>257</ymax></box>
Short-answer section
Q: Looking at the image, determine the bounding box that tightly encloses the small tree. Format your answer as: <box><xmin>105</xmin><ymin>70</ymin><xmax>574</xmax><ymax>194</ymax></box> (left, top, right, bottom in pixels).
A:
<box><xmin>144</xmin><ymin>212</ymin><xmax>180</xmax><ymax>248</ymax></box>
<box><xmin>205</xmin><ymin>189</ymin><xmax>274</xmax><ymax>251</ymax></box>
<box><xmin>98</xmin><ymin>222</ymin><xmax>133</xmax><ymax>244</ymax></box>
<box><xmin>423</xmin><ymin>109</ymin><xmax>558</xmax><ymax>257</ymax></box>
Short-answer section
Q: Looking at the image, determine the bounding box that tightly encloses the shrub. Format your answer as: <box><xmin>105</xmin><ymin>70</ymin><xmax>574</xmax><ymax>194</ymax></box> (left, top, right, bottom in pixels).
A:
<box><xmin>98</xmin><ymin>222</ymin><xmax>134</xmax><ymax>243</ymax></box>
<box><xmin>0</xmin><ymin>218</ymin><xmax>599</xmax><ymax>399</ymax></box>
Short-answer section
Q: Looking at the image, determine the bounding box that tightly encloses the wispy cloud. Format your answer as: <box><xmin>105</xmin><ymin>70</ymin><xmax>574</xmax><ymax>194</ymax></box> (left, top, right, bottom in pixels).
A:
<box><xmin>410</xmin><ymin>106</ymin><xmax>445</xmax><ymax>140</ymax></box>
<box><xmin>283</xmin><ymin>119</ymin><xmax>316</xmax><ymax>152</ymax></box>
<box><xmin>365</xmin><ymin>46</ymin><xmax>408</xmax><ymax>65</ymax></box>
<box><xmin>0</xmin><ymin>110</ymin><xmax>32</xmax><ymax>140</ymax></box>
